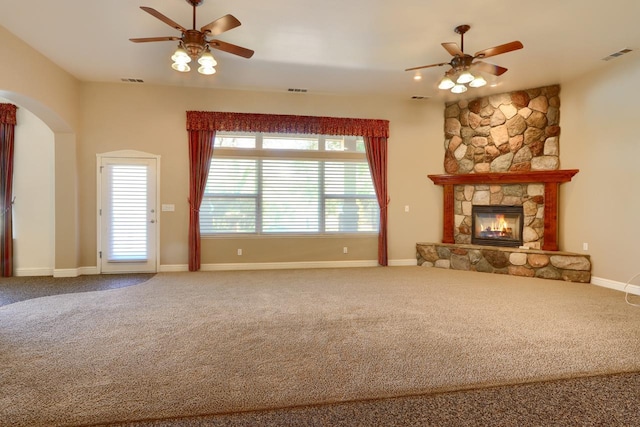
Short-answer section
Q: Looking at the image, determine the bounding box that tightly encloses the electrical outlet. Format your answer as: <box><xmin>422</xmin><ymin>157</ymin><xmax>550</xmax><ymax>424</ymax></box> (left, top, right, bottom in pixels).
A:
<box><xmin>404</xmin><ymin>205</ymin><xmax>410</xmax><ymax>212</ymax></box>
<box><xmin>582</xmin><ymin>243</ymin><xmax>588</xmax><ymax>251</ymax></box>
<box><xmin>343</xmin><ymin>247</ymin><xmax>348</xmax><ymax>254</ymax></box>
<box><xmin>237</xmin><ymin>248</ymin><xmax>243</xmax><ymax>256</ymax></box>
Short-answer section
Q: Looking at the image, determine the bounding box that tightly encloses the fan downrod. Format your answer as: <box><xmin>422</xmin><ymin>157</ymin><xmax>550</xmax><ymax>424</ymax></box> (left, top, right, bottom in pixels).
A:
<box><xmin>454</xmin><ymin>25</ymin><xmax>470</xmax><ymax>53</ymax></box>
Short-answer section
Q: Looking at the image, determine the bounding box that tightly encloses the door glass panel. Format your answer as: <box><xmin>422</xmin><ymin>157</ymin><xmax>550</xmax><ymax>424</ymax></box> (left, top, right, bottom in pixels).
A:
<box><xmin>107</xmin><ymin>164</ymin><xmax>148</xmax><ymax>262</ymax></box>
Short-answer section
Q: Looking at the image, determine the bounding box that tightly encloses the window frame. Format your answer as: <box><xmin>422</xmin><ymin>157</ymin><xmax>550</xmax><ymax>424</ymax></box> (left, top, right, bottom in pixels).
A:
<box><xmin>201</xmin><ymin>132</ymin><xmax>379</xmax><ymax>237</ymax></box>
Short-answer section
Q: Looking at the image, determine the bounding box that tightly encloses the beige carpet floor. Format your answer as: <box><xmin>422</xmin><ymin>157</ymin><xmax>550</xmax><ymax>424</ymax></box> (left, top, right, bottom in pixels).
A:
<box><xmin>1</xmin><ymin>267</ymin><xmax>639</xmax><ymax>426</ymax></box>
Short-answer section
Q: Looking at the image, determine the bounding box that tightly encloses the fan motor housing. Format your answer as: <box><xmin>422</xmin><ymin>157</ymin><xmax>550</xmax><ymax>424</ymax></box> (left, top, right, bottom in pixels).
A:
<box><xmin>183</xmin><ymin>30</ymin><xmax>207</xmax><ymax>57</ymax></box>
<box><xmin>450</xmin><ymin>54</ymin><xmax>474</xmax><ymax>71</ymax></box>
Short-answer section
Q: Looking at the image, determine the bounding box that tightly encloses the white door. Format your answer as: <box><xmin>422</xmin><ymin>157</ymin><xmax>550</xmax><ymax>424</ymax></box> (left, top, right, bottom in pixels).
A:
<box><xmin>99</xmin><ymin>157</ymin><xmax>158</xmax><ymax>273</ymax></box>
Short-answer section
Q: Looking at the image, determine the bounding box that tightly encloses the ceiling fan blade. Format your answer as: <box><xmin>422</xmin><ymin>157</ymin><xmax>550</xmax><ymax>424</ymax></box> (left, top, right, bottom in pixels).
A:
<box><xmin>201</xmin><ymin>14</ymin><xmax>241</xmax><ymax>36</ymax></box>
<box><xmin>442</xmin><ymin>42</ymin><xmax>463</xmax><ymax>56</ymax></box>
<box><xmin>474</xmin><ymin>41</ymin><xmax>523</xmax><ymax>59</ymax></box>
<box><xmin>473</xmin><ymin>61</ymin><xmax>508</xmax><ymax>76</ymax></box>
<box><xmin>405</xmin><ymin>62</ymin><xmax>450</xmax><ymax>72</ymax></box>
<box><xmin>129</xmin><ymin>36</ymin><xmax>181</xmax><ymax>43</ymax></box>
<box><xmin>209</xmin><ymin>40</ymin><xmax>254</xmax><ymax>58</ymax></box>
<box><xmin>140</xmin><ymin>6</ymin><xmax>187</xmax><ymax>33</ymax></box>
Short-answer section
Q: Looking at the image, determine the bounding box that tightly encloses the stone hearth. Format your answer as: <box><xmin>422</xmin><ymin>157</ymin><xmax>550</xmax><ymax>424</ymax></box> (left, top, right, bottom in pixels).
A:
<box><xmin>417</xmin><ymin>243</ymin><xmax>591</xmax><ymax>283</ymax></box>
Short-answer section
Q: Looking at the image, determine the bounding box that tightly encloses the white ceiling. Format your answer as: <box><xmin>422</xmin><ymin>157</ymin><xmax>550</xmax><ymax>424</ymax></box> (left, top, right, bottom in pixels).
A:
<box><xmin>1</xmin><ymin>0</ymin><xmax>639</xmax><ymax>101</ymax></box>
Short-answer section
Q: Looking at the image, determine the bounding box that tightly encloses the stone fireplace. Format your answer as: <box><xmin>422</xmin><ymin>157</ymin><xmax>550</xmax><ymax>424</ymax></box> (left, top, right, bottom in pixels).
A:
<box><xmin>417</xmin><ymin>85</ymin><xmax>591</xmax><ymax>283</ymax></box>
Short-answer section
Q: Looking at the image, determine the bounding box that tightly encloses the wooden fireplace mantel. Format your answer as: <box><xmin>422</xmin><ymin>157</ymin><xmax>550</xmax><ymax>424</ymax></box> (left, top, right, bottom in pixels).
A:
<box><xmin>428</xmin><ymin>169</ymin><xmax>579</xmax><ymax>251</ymax></box>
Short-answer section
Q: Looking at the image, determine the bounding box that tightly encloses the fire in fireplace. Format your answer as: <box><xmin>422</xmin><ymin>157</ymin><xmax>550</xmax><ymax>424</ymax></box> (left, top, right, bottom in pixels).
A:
<box><xmin>471</xmin><ymin>205</ymin><xmax>524</xmax><ymax>247</ymax></box>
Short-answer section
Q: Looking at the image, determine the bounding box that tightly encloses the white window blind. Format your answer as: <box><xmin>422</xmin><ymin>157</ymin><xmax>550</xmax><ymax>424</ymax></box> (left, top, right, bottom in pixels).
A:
<box><xmin>324</xmin><ymin>161</ymin><xmax>378</xmax><ymax>232</ymax></box>
<box><xmin>262</xmin><ymin>159</ymin><xmax>319</xmax><ymax>232</ymax></box>
<box><xmin>200</xmin><ymin>159</ymin><xmax>257</xmax><ymax>233</ymax></box>
<box><xmin>107</xmin><ymin>164</ymin><xmax>148</xmax><ymax>261</ymax></box>
<box><xmin>200</xmin><ymin>133</ymin><xmax>379</xmax><ymax>236</ymax></box>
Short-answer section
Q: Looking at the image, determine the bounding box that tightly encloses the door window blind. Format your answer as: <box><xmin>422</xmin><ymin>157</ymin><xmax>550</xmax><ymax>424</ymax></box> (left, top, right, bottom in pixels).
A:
<box><xmin>107</xmin><ymin>164</ymin><xmax>148</xmax><ymax>261</ymax></box>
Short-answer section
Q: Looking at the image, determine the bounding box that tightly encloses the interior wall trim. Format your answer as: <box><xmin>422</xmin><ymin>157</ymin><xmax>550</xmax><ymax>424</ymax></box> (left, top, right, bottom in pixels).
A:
<box><xmin>14</xmin><ymin>267</ymin><xmax>54</xmax><ymax>277</ymax></box>
<box><xmin>591</xmin><ymin>276</ymin><xmax>640</xmax><ymax>296</ymax></box>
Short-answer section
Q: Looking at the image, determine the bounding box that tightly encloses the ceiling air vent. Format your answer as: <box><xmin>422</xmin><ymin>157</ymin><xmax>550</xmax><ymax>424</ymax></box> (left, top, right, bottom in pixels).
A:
<box><xmin>287</xmin><ymin>88</ymin><xmax>308</xmax><ymax>93</ymax></box>
<box><xmin>411</xmin><ymin>96</ymin><xmax>430</xmax><ymax>100</ymax></box>
<box><xmin>121</xmin><ymin>78</ymin><xmax>145</xmax><ymax>83</ymax></box>
<box><xmin>602</xmin><ymin>48</ymin><xmax>632</xmax><ymax>61</ymax></box>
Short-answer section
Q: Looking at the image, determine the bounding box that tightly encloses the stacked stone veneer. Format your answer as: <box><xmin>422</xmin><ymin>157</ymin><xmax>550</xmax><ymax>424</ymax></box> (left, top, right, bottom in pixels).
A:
<box><xmin>444</xmin><ymin>85</ymin><xmax>561</xmax><ymax>174</ymax></box>
<box><xmin>417</xmin><ymin>243</ymin><xmax>591</xmax><ymax>283</ymax></box>
<box><xmin>445</xmin><ymin>85</ymin><xmax>561</xmax><ymax>250</ymax></box>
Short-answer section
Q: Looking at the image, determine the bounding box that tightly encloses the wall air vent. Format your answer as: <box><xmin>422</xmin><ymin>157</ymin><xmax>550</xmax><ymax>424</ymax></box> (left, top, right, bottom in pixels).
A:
<box><xmin>602</xmin><ymin>48</ymin><xmax>633</xmax><ymax>61</ymax></box>
<box><xmin>287</xmin><ymin>88</ymin><xmax>308</xmax><ymax>93</ymax></box>
<box><xmin>121</xmin><ymin>78</ymin><xmax>145</xmax><ymax>83</ymax></box>
<box><xmin>411</xmin><ymin>96</ymin><xmax>430</xmax><ymax>100</ymax></box>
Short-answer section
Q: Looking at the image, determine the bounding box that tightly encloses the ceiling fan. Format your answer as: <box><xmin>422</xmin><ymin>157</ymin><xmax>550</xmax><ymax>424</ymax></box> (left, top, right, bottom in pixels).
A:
<box><xmin>405</xmin><ymin>25</ymin><xmax>523</xmax><ymax>93</ymax></box>
<box><xmin>130</xmin><ymin>0</ymin><xmax>254</xmax><ymax>75</ymax></box>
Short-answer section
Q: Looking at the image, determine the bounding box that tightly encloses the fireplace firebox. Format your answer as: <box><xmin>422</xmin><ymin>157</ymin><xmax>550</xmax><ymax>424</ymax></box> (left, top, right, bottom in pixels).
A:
<box><xmin>471</xmin><ymin>205</ymin><xmax>524</xmax><ymax>247</ymax></box>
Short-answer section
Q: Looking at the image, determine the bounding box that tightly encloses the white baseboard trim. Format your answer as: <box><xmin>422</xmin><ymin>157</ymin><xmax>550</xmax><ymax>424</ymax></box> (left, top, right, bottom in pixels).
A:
<box><xmin>46</xmin><ymin>259</ymin><xmax>416</xmax><ymax>276</ymax></box>
<box><xmin>159</xmin><ymin>264</ymin><xmax>189</xmax><ymax>273</ymax></box>
<box><xmin>161</xmin><ymin>259</ymin><xmax>417</xmax><ymax>272</ymax></box>
<box><xmin>388</xmin><ymin>259</ymin><xmax>418</xmax><ymax>267</ymax></box>
<box><xmin>79</xmin><ymin>266</ymin><xmax>99</xmax><ymax>276</ymax></box>
<box><xmin>14</xmin><ymin>268</ymin><xmax>54</xmax><ymax>277</ymax></box>
<box><xmin>53</xmin><ymin>268</ymin><xmax>80</xmax><ymax>278</ymax></box>
<box><xmin>52</xmin><ymin>266</ymin><xmax>98</xmax><ymax>278</ymax></box>
<box><xmin>591</xmin><ymin>276</ymin><xmax>640</xmax><ymax>296</ymax></box>
<box><xmin>200</xmin><ymin>260</ymin><xmax>380</xmax><ymax>271</ymax></box>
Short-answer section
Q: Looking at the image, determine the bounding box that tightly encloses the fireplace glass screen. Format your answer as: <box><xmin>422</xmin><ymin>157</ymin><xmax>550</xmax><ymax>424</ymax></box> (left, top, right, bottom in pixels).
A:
<box><xmin>471</xmin><ymin>205</ymin><xmax>524</xmax><ymax>247</ymax></box>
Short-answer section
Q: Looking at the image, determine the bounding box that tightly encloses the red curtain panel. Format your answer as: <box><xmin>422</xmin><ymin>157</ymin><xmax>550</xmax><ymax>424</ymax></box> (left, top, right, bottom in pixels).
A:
<box><xmin>364</xmin><ymin>136</ymin><xmax>389</xmax><ymax>266</ymax></box>
<box><xmin>0</xmin><ymin>104</ymin><xmax>17</xmax><ymax>277</ymax></box>
<box><xmin>187</xmin><ymin>129</ymin><xmax>215</xmax><ymax>272</ymax></box>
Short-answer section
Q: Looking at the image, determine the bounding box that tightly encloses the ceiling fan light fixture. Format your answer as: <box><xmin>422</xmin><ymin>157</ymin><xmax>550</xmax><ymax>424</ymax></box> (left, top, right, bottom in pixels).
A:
<box><xmin>438</xmin><ymin>76</ymin><xmax>455</xmax><ymax>90</ymax></box>
<box><xmin>405</xmin><ymin>25</ymin><xmax>523</xmax><ymax>95</ymax></box>
<box><xmin>198</xmin><ymin>65</ymin><xmax>217</xmax><ymax>75</ymax></box>
<box><xmin>131</xmin><ymin>4</ymin><xmax>254</xmax><ymax>77</ymax></box>
<box><xmin>451</xmin><ymin>84</ymin><xmax>468</xmax><ymax>94</ymax></box>
<box><xmin>456</xmin><ymin>70</ymin><xmax>474</xmax><ymax>84</ymax></box>
<box><xmin>171</xmin><ymin>46</ymin><xmax>192</xmax><ymax>64</ymax></box>
<box><xmin>198</xmin><ymin>49</ymin><xmax>217</xmax><ymax>67</ymax></box>
<box><xmin>469</xmin><ymin>76</ymin><xmax>487</xmax><ymax>88</ymax></box>
<box><xmin>171</xmin><ymin>62</ymin><xmax>191</xmax><ymax>72</ymax></box>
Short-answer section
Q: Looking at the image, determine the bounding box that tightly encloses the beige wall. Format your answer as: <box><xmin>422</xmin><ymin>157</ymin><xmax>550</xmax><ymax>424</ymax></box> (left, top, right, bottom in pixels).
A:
<box><xmin>560</xmin><ymin>54</ymin><xmax>640</xmax><ymax>283</ymax></box>
<box><xmin>0</xmin><ymin>25</ymin><xmax>80</xmax><ymax>132</ymax></box>
<box><xmin>5</xmin><ymin>19</ymin><xmax>639</xmax><ymax>281</ymax></box>
<box><xmin>0</xmin><ymin>24</ymin><xmax>82</xmax><ymax>274</ymax></box>
<box><xmin>79</xmin><ymin>83</ymin><xmax>444</xmax><ymax>268</ymax></box>
<box><xmin>10</xmin><ymin>104</ymin><xmax>55</xmax><ymax>275</ymax></box>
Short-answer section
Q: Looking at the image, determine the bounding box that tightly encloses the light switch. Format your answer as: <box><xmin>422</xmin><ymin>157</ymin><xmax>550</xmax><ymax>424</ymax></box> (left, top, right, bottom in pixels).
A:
<box><xmin>162</xmin><ymin>204</ymin><xmax>175</xmax><ymax>212</ymax></box>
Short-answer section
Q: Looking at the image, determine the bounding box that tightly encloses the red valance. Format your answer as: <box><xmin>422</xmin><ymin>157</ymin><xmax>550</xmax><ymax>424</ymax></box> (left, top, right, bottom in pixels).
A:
<box><xmin>186</xmin><ymin>111</ymin><xmax>389</xmax><ymax>138</ymax></box>
<box><xmin>0</xmin><ymin>104</ymin><xmax>17</xmax><ymax>125</ymax></box>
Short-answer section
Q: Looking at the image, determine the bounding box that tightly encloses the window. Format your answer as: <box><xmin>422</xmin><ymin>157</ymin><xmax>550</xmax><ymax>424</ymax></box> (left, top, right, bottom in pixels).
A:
<box><xmin>105</xmin><ymin>164</ymin><xmax>149</xmax><ymax>261</ymax></box>
<box><xmin>200</xmin><ymin>132</ymin><xmax>378</xmax><ymax>235</ymax></box>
